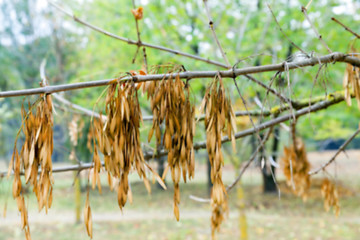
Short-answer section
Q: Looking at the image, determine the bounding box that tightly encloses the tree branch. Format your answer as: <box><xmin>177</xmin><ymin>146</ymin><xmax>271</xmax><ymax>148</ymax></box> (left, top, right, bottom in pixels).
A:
<box><xmin>202</xmin><ymin>0</ymin><xmax>231</xmax><ymax>68</ymax></box>
<box><xmin>193</xmin><ymin>92</ymin><xmax>352</xmax><ymax>150</ymax></box>
<box><xmin>301</xmin><ymin>6</ymin><xmax>332</xmax><ymax>53</ymax></box>
<box><xmin>309</xmin><ymin>128</ymin><xmax>360</xmax><ymax>175</ymax></box>
<box><xmin>226</xmin><ymin>126</ymin><xmax>274</xmax><ymax>192</ymax></box>
<box><xmin>1</xmin><ymin>92</ymin><xmax>353</xmax><ymax>177</ymax></box>
<box><xmin>1</xmin><ymin>52</ymin><xmax>359</xmax><ymax>98</ymax></box>
<box><xmin>131</xmin><ymin>0</ymin><xmax>148</xmax><ymax>71</ymax></box>
<box><xmin>244</xmin><ymin>74</ymin><xmax>291</xmax><ymax>103</ymax></box>
<box><xmin>331</xmin><ymin>17</ymin><xmax>360</xmax><ymax>39</ymax></box>
<box><xmin>267</xmin><ymin>3</ymin><xmax>309</xmax><ymax>57</ymax></box>
<box><xmin>48</xmin><ymin>1</ymin><xmax>227</xmax><ymax>69</ymax></box>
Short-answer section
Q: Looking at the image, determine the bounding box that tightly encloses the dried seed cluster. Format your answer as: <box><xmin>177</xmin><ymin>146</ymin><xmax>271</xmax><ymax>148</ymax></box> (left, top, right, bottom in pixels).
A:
<box><xmin>84</xmin><ymin>191</ymin><xmax>93</xmax><ymax>238</ymax></box>
<box><xmin>281</xmin><ymin>138</ymin><xmax>311</xmax><ymax>201</ymax></box>
<box><xmin>11</xmin><ymin>149</ymin><xmax>31</xmax><ymax>240</ymax></box>
<box><xmin>200</xmin><ymin>75</ymin><xmax>236</xmax><ymax>238</ymax></box>
<box><xmin>92</xmin><ymin>81</ymin><xmax>149</xmax><ymax>210</ymax></box>
<box><xmin>146</xmin><ymin>73</ymin><xmax>195</xmax><ymax>221</ymax></box>
<box><xmin>22</xmin><ymin>95</ymin><xmax>54</xmax><ymax>211</ymax></box>
<box><xmin>343</xmin><ymin>51</ymin><xmax>360</xmax><ymax>107</ymax></box>
<box><xmin>68</xmin><ymin>115</ymin><xmax>84</xmax><ymax>147</ymax></box>
<box><xmin>321</xmin><ymin>178</ymin><xmax>340</xmax><ymax>216</ymax></box>
<box><xmin>10</xmin><ymin>95</ymin><xmax>54</xmax><ymax>240</ymax></box>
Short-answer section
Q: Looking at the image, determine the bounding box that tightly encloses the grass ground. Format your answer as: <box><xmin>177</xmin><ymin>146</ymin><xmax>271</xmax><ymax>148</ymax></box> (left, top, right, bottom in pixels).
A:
<box><xmin>0</xmin><ymin>150</ymin><xmax>360</xmax><ymax>240</ymax></box>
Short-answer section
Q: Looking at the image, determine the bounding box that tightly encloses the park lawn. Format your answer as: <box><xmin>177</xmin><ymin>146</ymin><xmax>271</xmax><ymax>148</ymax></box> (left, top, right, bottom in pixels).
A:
<box><xmin>1</xmin><ymin>150</ymin><xmax>360</xmax><ymax>240</ymax></box>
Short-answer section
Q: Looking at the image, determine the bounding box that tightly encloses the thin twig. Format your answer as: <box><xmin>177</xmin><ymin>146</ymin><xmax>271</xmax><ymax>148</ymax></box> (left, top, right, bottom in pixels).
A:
<box><xmin>226</xmin><ymin>126</ymin><xmax>274</xmax><ymax>191</ymax></box>
<box><xmin>53</xmin><ymin>93</ymin><xmax>106</xmax><ymax>120</ymax></box>
<box><xmin>244</xmin><ymin>74</ymin><xmax>291</xmax><ymax>103</ymax></box>
<box><xmin>305</xmin><ymin>0</ymin><xmax>314</xmax><ymax>9</ymax></box>
<box><xmin>309</xmin><ymin>63</ymin><xmax>325</xmax><ymax>108</ymax></box>
<box><xmin>283</xmin><ymin>62</ymin><xmax>296</xmax><ymax>122</ymax></box>
<box><xmin>48</xmin><ymin>1</ymin><xmax>227</xmax><ymax>69</ymax></box>
<box><xmin>235</xmin><ymin>10</ymin><xmax>251</xmax><ymax>54</ymax></box>
<box><xmin>253</xmin><ymin>12</ymin><xmax>272</xmax><ymax>56</ymax></box>
<box><xmin>1</xmin><ymin>93</ymin><xmax>354</xmax><ymax>177</ymax></box>
<box><xmin>193</xmin><ymin>92</ymin><xmax>353</xmax><ymax>150</ymax></box>
<box><xmin>203</xmin><ymin>0</ymin><xmax>231</xmax><ymax>68</ymax></box>
<box><xmin>52</xmin><ymin>88</ymin><xmax>345</xmax><ymax>122</ymax></box>
<box><xmin>331</xmin><ymin>17</ymin><xmax>360</xmax><ymax>39</ymax></box>
<box><xmin>131</xmin><ymin>0</ymin><xmax>148</xmax><ymax>72</ymax></box>
<box><xmin>267</xmin><ymin>4</ymin><xmax>309</xmax><ymax>57</ymax></box>
<box><xmin>1</xmin><ymin>52</ymin><xmax>359</xmax><ymax>98</ymax></box>
<box><xmin>233</xmin><ymin>75</ymin><xmax>266</xmax><ymax>158</ymax></box>
<box><xmin>301</xmin><ymin>6</ymin><xmax>332</xmax><ymax>53</ymax></box>
<box><xmin>289</xmin><ymin>119</ymin><xmax>297</xmax><ymax>190</ymax></box>
<box><xmin>309</xmin><ymin>128</ymin><xmax>360</xmax><ymax>175</ymax></box>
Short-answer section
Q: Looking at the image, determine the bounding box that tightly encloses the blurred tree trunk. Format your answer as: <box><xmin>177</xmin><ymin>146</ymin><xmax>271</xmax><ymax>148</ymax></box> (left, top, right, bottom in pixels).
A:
<box><xmin>261</xmin><ymin>126</ymin><xmax>279</xmax><ymax>193</ymax></box>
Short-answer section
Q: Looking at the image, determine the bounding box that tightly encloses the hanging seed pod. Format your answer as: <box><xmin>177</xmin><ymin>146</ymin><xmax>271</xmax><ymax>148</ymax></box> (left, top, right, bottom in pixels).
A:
<box><xmin>211</xmin><ymin>199</ymin><xmax>228</xmax><ymax>239</ymax></box>
<box><xmin>68</xmin><ymin>115</ymin><xmax>84</xmax><ymax>147</ymax></box>
<box><xmin>321</xmin><ymin>178</ymin><xmax>340</xmax><ymax>216</ymax></box>
<box><xmin>84</xmin><ymin>190</ymin><xmax>93</xmax><ymax>239</ymax></box>
<box><xmin>343</xmin><ymin>48</ymin><xmax>360</xmax><ymax>108</ymax></box>
<box><xmin>9</xmin><ymin>95</ymin><xmax>54</xmax><ymax>240</ymax></box>
<box><xmin>147</xmin><ymin>69</ymin><xmax>195</xmax><ymax>221</ymax></box>
<box><xmin>21</xmin><ymin>95</ymin><xmax>54</xmax><ymax>212</ymax></box>
<box><xmin>281</xmin><ymin>138</ymin><xmax>311</xmax><ymax>201</ymax></box>
<box><xmin>92</xmin><ymin>80</ymin><xmax>156</xmax><ymax>210</ymax></box>
<box><xmin>200</xmin><ymin>74</ymin><xmax>236</xmax><ymax>238</ymax></box>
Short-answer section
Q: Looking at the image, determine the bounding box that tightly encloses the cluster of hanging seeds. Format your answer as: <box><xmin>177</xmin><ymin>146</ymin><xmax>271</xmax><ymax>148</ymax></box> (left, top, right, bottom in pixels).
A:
<box><xmin>343</xmin><ymin>49</ymin><xmax>360</xmax><ymax>107</ymax></box>
<box><xmin>91</xmin><ymin>81</ymin><xmax>150</xmax><ymax>210</ymax></box>
<box><xmin>200</xmin><ymin>74</ymin><xmax>237</xmax><ymax>239</ymax></box>
<box><xmin>281</xmin><ymin>138</ymin><xmax>311</xmax><ymax>201</ymax></box>
<box><xmin>83</xmin><ymin>191</ymin><xmax>93</xmax><ymax>238</ymax></box>
<box><xmin>11</xmin><ymin>148</ymin><xmax>31</xmax><ymax>240</ymax></box>
<box><xmin>68</xmin><ymin>115</ymin><xmax>84</xmax><ymax>147</ymax></box>
<box><xmin>68</xmin><ymin>115</ymin><xmax>84</xmax><ymax>162</ymax></box>
<box><xmin>321</xmin><ymin>178</ymin><xmax>340</xmax><ymax>216</ymax></box>
<box><xmin>146</xmin><ymin>71</ymin><xmax>195</xmax><ymax>221</ymax></box>
<box><xmin>9</xmin><ymin>95</ymin><xmax>54</xmax><ymax>240</ymax></box>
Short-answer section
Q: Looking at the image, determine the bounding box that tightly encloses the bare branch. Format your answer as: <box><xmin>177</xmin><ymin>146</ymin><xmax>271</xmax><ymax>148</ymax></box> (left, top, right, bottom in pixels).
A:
<box><xmin>54</xmin><ymin>88</ymin><xmax>343</xmax><ymax>122</ymax></box>
<box><xmin>1</xmin><ymin>92</ymin><xmax>354</xmax><ymax>177</ymax></box>
<box><xmin>48</xmin><ymin>1</ymin><xmax>227</xmax><ymax>69</ymax></box>
<box><xmin>226</xmin><ymin>126</ymin><xmax>274</xmax><ymax>191</ymax></box>
<box><xmin>309</xmin><ymin>128</ymin><xmax>360</xmax><ymax>175</ymax></box>
<box><xmin>1</xmin><ymin>52</ymin><xmax>359</xmax><ymax>98</ymax></box>
<box><xmin>267</xmin><ymin>4</ymin><xmax>309</xmax><ymax>57</ymax></box>
<box><xmin>301</xmin><ymin>6</ymin><xmax>332</xmax><ymax>53</ymax></box>
<box><xmin>202</xmin><ymin>0</ymin><xmax>231</xmax><ymax>68</ymax></box>
<box><xmin>44</xmin><ymin>55</ymin><xmax>326</xmax><ymax>122</ymax></box>
<box><xmin>131</xmin><ymin>0</ymin><xmax>148</xmax><ymax>71</ymax></box>
<box><xmin>244</xmin><ymin>74</ymin><xmax>291</xmax><ymax>103</ymax></box>
<box><xmin>193</xmin><ymin>92</ymin><xmax>353</xmax><ymax>150</ymax></box>
<box><xmin>331</xmin><ymin>17</ymin><xmax>360</xmax><ymax>39</ymax></box>
<box><xmin>253</xmin><ymin>12</ymin><xmax>272</xmax><ymax>56</ymax></box>
<box><xmin>305</xmin><ymin>0</ymin><xmax>314</xmax><ymax>10</ymax></box>
<box><xmin>52</xmin><ymin>93</ymin><xmax>106</xmax><ymax>120</ymax></box>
